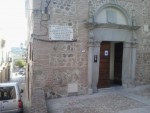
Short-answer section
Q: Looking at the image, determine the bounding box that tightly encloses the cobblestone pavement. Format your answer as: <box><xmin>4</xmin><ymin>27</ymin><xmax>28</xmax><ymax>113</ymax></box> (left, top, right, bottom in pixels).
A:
<box><xmin>47</xmin><ymin>85</ymin><xmax>150</xmax><ymax>113</ymax></box>
<box><xmin>132</xmin><ymin>88</ymin><xmax>150</xmax><ymax>99</ymax></box>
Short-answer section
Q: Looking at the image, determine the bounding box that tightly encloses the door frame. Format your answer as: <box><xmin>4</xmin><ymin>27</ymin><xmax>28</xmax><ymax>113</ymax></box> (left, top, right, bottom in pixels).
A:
<box><xmin>88</xmin><ymin>28</ymin><xmax>137</xmax><ymax>94</ymax></box>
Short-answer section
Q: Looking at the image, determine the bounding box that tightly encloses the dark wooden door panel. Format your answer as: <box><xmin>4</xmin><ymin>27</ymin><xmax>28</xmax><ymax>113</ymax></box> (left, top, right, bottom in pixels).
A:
<box><xmin>98</xmin><ymin>42</ymin><xmax>111</xmax><ymax>88</ymax></box>
<box><xmin>114</xmin><ymin>43</ymin><xmax>123</xmax><ymax>85</ymax></box>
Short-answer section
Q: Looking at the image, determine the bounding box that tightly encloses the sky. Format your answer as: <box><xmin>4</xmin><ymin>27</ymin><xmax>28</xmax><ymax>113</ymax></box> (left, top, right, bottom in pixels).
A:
<box><xmin>0</xmin><ymin>0</ymin><xmax>27</xmax><ymax>49</ymax></box>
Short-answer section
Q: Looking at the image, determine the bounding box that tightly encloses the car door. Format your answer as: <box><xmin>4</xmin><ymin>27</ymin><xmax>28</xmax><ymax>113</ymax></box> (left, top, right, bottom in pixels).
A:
<box><xmin>1</xmin><ymin>86</ymin><xmax>18</xmax><ymax>112</ymax></box>
<box><xmin>0</xmin><ymin>100</ymin><xmax>2</xmax><ymax>113</ymax></box>
<box><xmin>0</xmin><ymin>101</ymin><xmax>2</xmax><ymax>113</ymax></box>
<box><xmin>0</xmin><ymin>87</ymin><xmax>3</xmax><ymax>112</ymax></box>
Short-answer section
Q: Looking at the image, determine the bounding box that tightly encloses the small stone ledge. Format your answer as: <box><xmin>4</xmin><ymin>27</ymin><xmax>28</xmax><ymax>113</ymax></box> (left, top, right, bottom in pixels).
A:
<box><xmin>68</xmin><ymin>92</ymin><xmax>78</xmax><ymax>97</ymax></box>
<box><xmin>45</xmin><ymin>89</ymin><xmax>62</xmax><ymax>99</ymax></box>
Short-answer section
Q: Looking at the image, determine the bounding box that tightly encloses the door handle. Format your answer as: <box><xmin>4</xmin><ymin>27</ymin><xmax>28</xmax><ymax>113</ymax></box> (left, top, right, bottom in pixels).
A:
<box><xmin>3</xmin><ymin>100</ymin><xmax>8</xmax><ymax>103</ymax></box>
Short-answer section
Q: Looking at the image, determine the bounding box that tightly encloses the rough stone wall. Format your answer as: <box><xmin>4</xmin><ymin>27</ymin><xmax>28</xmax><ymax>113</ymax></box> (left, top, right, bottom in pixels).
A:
<box><xmin>30</xmin><ymin>88</ymin><xmax>48</xmax><ymax>113</ymax></box>
<box><xmin>30</xmin><ymin>0</ymin><xmax>150</xmax><ymax>99</ymax></box>
<box><xmin>133</xmin><ymin>0</ymin><xmax>150</xmax><ymax>85</ymax></box>
<box><xmin>88</xmin><ymin>0</ymin><xmax>150</xmax><ymax>85</ymax></box>
<box><xmin>32</xmin><ymin>0</ymin><xmax>89</xmax><ymax>96</ymax></box>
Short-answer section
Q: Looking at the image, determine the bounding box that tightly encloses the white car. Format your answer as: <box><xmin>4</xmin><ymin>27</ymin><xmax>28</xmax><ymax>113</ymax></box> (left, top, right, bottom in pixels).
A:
<box><xmin>18</xmin><ymin>70</ymin><xmax>25</xmax><ymax>76</ymax></box>
<box><xmin>0</xmin><ymin>82</ymin><xmax>23</xmax><ymax>113</ymax></box>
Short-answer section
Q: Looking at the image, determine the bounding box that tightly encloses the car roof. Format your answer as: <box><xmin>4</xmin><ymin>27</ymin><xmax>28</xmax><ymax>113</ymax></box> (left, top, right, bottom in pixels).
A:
<box><xmin>0</xmin><ymin>82</ymin><xmax>18</xmax><ymax>87</ymax></box>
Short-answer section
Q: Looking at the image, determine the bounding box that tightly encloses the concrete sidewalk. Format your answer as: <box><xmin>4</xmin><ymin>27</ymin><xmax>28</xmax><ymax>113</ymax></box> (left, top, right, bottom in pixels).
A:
<box><xmin>46</xmin><ymin>85</ymin><xmax>150</xmax><ymax>113</ymax></box>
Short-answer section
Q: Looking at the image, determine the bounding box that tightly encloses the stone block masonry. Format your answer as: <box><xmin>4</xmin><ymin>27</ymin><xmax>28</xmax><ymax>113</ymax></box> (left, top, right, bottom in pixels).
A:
<box><xmin>31</xmin><ymin>0</ymin><xmax>89</xmax><ymax>97</ymax></box>
<box><xmin>26</xmin><ymin>0</ymin><xmax>150</xmax><ymax>112</ymax></box>
<box><xmin>30</xmin><ymin>88</ymin><xmax>48</xmax><ymax>113</ymax></box>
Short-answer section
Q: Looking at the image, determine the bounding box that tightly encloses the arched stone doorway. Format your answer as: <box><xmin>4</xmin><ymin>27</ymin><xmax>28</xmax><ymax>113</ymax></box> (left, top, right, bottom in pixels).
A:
<box><xmin>87</xmin><ymin>3</ymin><xmax>140</xmax><ymax>94</ymax></box>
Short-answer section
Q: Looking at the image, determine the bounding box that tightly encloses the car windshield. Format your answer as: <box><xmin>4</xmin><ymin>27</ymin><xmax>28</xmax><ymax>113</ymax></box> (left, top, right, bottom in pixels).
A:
<box><xmin>0</xmin><ymin>86</ymin><xmax>16</xmax><ymax>100</ymax></box>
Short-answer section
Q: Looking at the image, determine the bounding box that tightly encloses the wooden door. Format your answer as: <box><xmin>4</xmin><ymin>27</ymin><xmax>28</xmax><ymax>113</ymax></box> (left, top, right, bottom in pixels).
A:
<box><xmin>98</xmin><ymin>42</ymin><xmax>111</xmax><ymax>88</ymax></box>
<box><xmin>114</xmin><ymin>43</ymin><xmax>123</xmax><ymax>85</ymax></box>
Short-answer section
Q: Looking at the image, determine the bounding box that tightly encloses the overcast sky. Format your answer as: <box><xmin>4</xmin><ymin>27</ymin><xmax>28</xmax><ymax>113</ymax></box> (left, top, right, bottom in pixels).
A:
<box><xmin>0</xmin><ymin>0</ymin><xmax>27</xmax><ymax>48</ymax></box>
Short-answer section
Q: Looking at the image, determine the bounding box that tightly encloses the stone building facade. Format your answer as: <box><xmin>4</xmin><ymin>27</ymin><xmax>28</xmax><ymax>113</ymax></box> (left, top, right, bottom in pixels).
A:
<box><xmin>0</xmin><ymin>38</ymin><xmax>11</xmax><ymax>83</ymax></box>
<box><xmin>26</xmin><ymin>0</ymin><xmax>150</xmax><ymax>104</ymax></box>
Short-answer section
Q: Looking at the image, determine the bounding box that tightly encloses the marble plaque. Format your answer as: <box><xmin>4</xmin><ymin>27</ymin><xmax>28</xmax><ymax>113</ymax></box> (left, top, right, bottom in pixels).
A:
<box><xmin>49</xmin><ymin>25</ymin><xmax>73</xmax><ymax>41</ymax></box>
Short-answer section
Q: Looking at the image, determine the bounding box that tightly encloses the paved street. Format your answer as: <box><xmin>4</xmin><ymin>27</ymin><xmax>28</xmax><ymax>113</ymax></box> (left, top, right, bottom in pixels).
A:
<box><xmin>10</xmin><ymin>72</ymin><xmax>25</xmax><ymax>85</ymax></box>
<box><xmin>9</xmin><ymin>72</ymin><xmax>25</xmax><ymax>97</ymax></box>
<box><xmin>47</xmin><ymin>85</ymin><xmax>150</xmax><ymax>113</ymax></box>
<box><xmin>8</xmin><ymin>73</ymin><xmax>150</xmax><ymax>113</ymax></box>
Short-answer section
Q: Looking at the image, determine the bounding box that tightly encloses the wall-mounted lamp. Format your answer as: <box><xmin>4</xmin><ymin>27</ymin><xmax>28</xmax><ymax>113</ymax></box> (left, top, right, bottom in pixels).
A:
<box><xmin>44</xmin><ymin>7</ymin><xmax>48</xmax><ymax>14</ymax></box>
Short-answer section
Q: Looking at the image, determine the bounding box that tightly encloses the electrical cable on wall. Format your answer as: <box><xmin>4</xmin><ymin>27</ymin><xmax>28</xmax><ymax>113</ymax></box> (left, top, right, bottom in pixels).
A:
<box><xmin>30</xmin><ymin>0</ymin><xmax>77</xmax><ymax>43</ymax></box>
<box><xmin>31</xmin><ymin>0</ymin><xmax>51</xmax><ymax>37</ymax></box>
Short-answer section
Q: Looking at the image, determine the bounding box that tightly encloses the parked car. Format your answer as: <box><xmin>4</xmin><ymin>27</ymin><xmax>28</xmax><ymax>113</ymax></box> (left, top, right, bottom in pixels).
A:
<box><xmin>18</xmin><ymin>70</ymin><xmax>25</xmax><ymax>75</ymax></box>
<box><xmin>0</xmin><ymin>82</ymin><xmax>23</xmax><ymax>113</ymax></box>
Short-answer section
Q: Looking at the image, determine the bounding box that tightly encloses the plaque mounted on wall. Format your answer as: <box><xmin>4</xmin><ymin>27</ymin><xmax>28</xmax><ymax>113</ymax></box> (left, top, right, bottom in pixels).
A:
<box><xmin>49</xmin><ymin>25</ymin><xmax>73</xmax><ymax>41</ymax></box>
